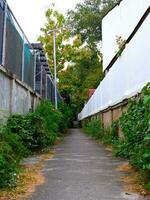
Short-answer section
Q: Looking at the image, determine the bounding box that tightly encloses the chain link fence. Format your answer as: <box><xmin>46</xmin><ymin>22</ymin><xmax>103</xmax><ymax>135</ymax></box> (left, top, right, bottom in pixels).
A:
<box><xmin>0</xmin><ymin>0</ymin><xmax>62</xmax><ymax>104</ymax></box>
<box><xmin>0</xmin><ymin>0</ymin><xmax>4</xmax><ymax>64</ymax></box>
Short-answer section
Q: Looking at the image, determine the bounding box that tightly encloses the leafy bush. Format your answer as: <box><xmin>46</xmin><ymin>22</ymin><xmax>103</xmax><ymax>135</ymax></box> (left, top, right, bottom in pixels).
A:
<box><xmin>58</xmin><ymin>102</ymin><xmax>74</xmax><ymax>132</ymax></box>
<box><xmin>83</xmin><ymin>118</ymin><xmax>104</xmax><ymax>139</ymax></box>
<box><xmin>0</xmin><ymin>126</ymin><xmax>25</xmax><ymax>188</ymax></box>
<box><xmin>83</xmin><ymin>83</ymin><xmax>150</xmax><ymax>187</ymax></box>
<box><xmin>36</xmin><ymin>101</ymin><xmax>61</xmax><ymax>131</ymax></box>
<box><xmin>102</xmin><ymin>121</ymin><xmax>119</xmax><ymax>145</ymax></box>
<box><xmin>0</xmin><ymin>100</ymin><xmax>72</xmax><ymax>188</ymax></box>
<box><xmin>83</xmin><ymin>118</ymin><xmax>118</xmax><ymax>145</ymax></box>
<box><xmin>35</xmin><ymin>100</ymin><xmax>62</xmax><ymax>144</ymax></box>
<box><xmin>114</xmin><ymin>83</ymin><xmax>150</xmax><ymax>186</ymax></box>
<box><xmin>0</xmin><ymin>141</ymin><xmax>18</xmax><ymax>188</ymax></box>
<box><xmin>115</xmin><ymin>84</ymin><xmax>150</xmax><ymax>166</ymax></box>
<box><xmin>6</xmin><ymin>101</ymin><xmax>67</xmax><ymax>151</ymax></box>
<box><xmin>7</xmin><ymin>113</ymin><xmax>48</xmax><ymax>151</ymax></box>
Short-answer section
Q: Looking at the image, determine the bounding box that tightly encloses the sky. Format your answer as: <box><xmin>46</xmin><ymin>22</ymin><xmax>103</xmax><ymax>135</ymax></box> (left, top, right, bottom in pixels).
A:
<box><xmin>7</xmin><ymin>0</ymin><xmax>83</xmax><ymax>42</ymax></box>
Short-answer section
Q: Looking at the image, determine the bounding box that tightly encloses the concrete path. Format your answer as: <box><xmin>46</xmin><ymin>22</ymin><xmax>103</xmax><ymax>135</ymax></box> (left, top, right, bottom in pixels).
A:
<box><xmin>28</xmin><ymin>129</ymin><xmax>147</xmax><ymax>200</ymax></box>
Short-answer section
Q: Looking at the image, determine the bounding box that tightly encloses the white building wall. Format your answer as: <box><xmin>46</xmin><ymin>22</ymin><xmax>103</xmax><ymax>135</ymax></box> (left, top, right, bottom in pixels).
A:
<box><xmin>78</xmin><ymin>12</ymin><xmax>150</xmax><ymax>120</ymax></box>
<box><xmin>102</xmin><ymin>0</ymin><xmax>150</xmax><ymax>71</ymax></box>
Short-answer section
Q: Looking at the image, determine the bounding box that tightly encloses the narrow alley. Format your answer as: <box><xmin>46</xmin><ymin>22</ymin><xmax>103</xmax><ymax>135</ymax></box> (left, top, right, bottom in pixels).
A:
<box><xmin>28</xmin><ymin>129</ymin><xmax>146</xmax><ymax>200</ymax></box>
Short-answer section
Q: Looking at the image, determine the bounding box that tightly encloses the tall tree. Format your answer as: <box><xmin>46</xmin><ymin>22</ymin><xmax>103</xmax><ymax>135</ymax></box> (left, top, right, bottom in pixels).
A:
<box><xmin>39</xmin><ymin>6</ymin><xmax>73</xmax><ymax>73</ymax></box>
<box><xmin>67</xmin><ymin>0</ymin><xmax>119</xmax><ymax>49</ymax></box>
<box><xmin>39</xmin><ymin>0</ymin><xmax>118</xmax><ymax>113</ymax></box>
<box><xmin>58</xmin><ymin>46</ymin><xmax>103</xmax><ymax>112</ymax></box>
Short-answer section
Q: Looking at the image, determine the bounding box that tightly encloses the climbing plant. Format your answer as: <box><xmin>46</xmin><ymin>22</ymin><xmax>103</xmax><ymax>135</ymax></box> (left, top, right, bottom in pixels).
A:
<box><xmin>83</xmin><ymin>83</ymin><xmax>150</xmax><ymax>187</ymax></box>
<box><xmin>115</xmin><ymin>35</ymin><xmax>126</xmax><ymax>57</ymax></box>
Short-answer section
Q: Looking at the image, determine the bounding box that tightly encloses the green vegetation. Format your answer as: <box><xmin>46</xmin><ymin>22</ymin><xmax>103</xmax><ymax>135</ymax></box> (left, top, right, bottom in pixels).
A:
<box><xmin>0</xmin><ymin>0</ymin><xmax>119</xmax><ymax>188</ymax></box>
<box><xmin>0</xmin><ymin>126</ymin><xmax>26</xmax><ymax>187</ymax></box>
<box><xmin>2</xmin><ymin>0</ymin><xmax>148</xmax><ymax>191</ymax></box>
<box><xmin>58</xmin><ymin>102</ymin><xmax>74</xmax><ymax>131</ymax></box>
<box><xmin>83</xmin><ymin>83</ymin><xmax>150</xmax><ymax>187</ymax></box>
<box><xmin>67</xmin><ymin>0</ymin><xmax>120</xmax><ymax>49</ymax></box>
<box><xmin>39</xmin><ymin>0</ymin><xmax>118</xmax><ymax>114</ymax></box>
<box><xmin>0</xmin><ymin>101</ymin><xmax>72</xmax><ymax>188</ymax></box>
<box><xmin>116</xmin><ymin>84</ymin><xmax>150</xmax><ymax>172</ymax></box>
<box><xmin>83</xmin><ymin>119</ymin><xmax>118</xmax><ymax>146</ymax></box>
<box><xmin>115</xmin><ymin>35</ymin><xmax>126</xmax><ymax>57</ymax></box>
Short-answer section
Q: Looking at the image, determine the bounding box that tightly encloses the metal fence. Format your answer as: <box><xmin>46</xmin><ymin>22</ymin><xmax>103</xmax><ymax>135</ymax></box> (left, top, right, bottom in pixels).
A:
<box><xmin>0</xmin><ymin>0</ymin><xmax>61</xmax><ymax>104</ymax></box>
<box><xmin>0</xmin><ymin>0</ymin><xmax>4</xmax><ymax>64</ymax></box>
<box><xmin>32</xmin><ymin>43</ymin><xmax>62</xmax><ymax>102</ymax></box>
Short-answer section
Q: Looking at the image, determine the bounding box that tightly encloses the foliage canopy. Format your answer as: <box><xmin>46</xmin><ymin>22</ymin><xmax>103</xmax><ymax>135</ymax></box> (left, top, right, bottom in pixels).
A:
<box><xmin>38</xmin><ymin>0</ymin><xmax>118</xmax><ymax>113</ymax></box>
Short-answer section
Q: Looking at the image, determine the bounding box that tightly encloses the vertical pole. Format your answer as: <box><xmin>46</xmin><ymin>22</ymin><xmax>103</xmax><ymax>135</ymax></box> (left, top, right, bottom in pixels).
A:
<box><xmin>21</xmin><ymin>35</ymin><xmax>25</xmax><ymax>81</ymax></box>
<box><xmin>33</xmin><ymin>50</ymin><xmax>37</xmax><ymax>90</ymax></box>
<box><xmin>53</xmin><ymin>31</ymin><xmax>58</xmax><ymax>109</ymax></box>
<box><xmin>40</xmin><ymin>65</ymin><xmax>43</xmax><ymax>96</ymax></box>
<box><xmin>45</xmin><ymin>74</ymin><xmax>48</xmax><ymax>99</ymax></box>
<box><xmin>2</xmin><ymin>1</ymin><xmax>7</xmax><ymax>66</ymax></box>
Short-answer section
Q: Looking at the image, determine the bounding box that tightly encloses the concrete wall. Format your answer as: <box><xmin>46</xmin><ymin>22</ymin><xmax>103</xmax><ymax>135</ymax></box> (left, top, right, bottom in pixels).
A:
<box><xmin>102</xmin><ymin>102</ymin><xmax>127</xmax><ymax>138</ymax></box>
<box><xmin>82</xmin><ymin>100</ymin><xmax>128</xmax><ymax>138</ymax></box>
<box><xmin>0</xmin><ymin>65</ymin><xmax>41</xmax><ymax>123</ymax></box>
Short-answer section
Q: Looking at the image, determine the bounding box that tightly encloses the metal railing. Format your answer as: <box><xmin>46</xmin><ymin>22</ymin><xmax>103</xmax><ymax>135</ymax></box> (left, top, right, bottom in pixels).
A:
<box><xmin>0</xmin><ymin>0</ymin><xmax>62</xmax><ymax>103</ymax></box>
<box><xmin>0</xmin><ymin>0</ymin><xmax>35</xmax><ymax>87</ymax></box>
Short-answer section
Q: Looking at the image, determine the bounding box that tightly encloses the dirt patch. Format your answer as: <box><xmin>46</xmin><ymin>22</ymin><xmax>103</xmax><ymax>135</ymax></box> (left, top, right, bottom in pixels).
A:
<box><xmin>116</xmin><ymin>163</ymin><xmax>150</xmax><ymax>197</ymax></box>
<box><xmin>55</xmin><ymin>137</ymin><xmax>64</xmax><ymax>145</ymax></box>
<box><xmin>105</xmin><ymin>146</ymin><xmax>113</xmax><ymax>152</ymax></box>
<box><xmin>0</xmin><ymin>151</ymin><xmax>54</xmax><ymax>200</ymax></box>
<box><xmin>40</xmin><ymin>151</ymin><xmax>54</xmax><ymax>161</ymax></box>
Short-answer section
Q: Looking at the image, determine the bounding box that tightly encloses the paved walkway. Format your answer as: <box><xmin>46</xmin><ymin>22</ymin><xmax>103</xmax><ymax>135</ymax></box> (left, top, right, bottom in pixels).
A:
<box><xmin>28</xmin><ymin>129</ymin><xmax>147</xmax><ymax>200</ymax></box>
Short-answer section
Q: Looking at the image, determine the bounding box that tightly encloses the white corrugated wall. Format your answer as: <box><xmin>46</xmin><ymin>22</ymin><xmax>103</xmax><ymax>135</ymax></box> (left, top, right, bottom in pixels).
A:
<box><xmin>78</xmin><ymin>0</ymin><xmax>150</xmax><ymax>120</ymax></box>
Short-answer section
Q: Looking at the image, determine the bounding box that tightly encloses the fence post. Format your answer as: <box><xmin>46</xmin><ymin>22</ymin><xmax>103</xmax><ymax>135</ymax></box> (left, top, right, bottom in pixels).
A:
<box><xmin>21</xmin><ymin>35</ymin><xmax>25</xmax><ymax>81</ymax></box>
<box><xmin>2</xmin><ymin>1</ymin><xmax>7</xmax><ymax>66</ymax></box>
<box><xmin>40</xmin><ymin>65</ymin><xmax>43</xmax><ymax>97</ymax></box>
<box><xmin>33</xmin><ymin>50</ymin><xmax>37</xmax><ymax>91</ymax></box>
<box><xmin>45</xmin><ymin>74</ymin><xmax>48</xmax><ymax>99</ymax></box>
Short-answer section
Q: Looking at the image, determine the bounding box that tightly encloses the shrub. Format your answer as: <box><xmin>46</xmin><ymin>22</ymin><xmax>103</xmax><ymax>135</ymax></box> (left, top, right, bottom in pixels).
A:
<box><xmin>114</xmin><ymin>83</ymin><xmax>150</xmax><ymax>186</ymax></box>
<box><xmin>115</xmin><ymin>84</ymin><xmax>150</xmax><ymax>164</ymax></box>
<box><xmin>102</xmin><ymin>121</ymin><xmax>119</xmax><ymax>145</ymax></box>
<box><xmin>7</xmin><ymin>113</ymin><xmax>47</xmax><ymax>151</ymax></box>
<box><xmin>0</xmin><ymin>126</ymin><xmax>25</xmax><ymax>188</ymax></box>
<box><xmin>83</xmin><ymin>83</ymin><xmax>150</xmax><ymax>187</ymax></box>
<box><xmin>0</xmin><ymin>100</ymin><xmax>73</xmax><ymax>188</ymax></box>
<box><xmin>58</xmin><ymin>102</ymin><xmax>74</xmax><ymax>132</ymax></box>
<box><xmin>83</xmin><ymin>118</ymin><xmax>104</xmax><ymax>139</ymax></box>
<box><xmin>83</xmin><ymin>118</ymin><xmax>119</xmax><ymax>145</ymax></box>
<box><xmin>0</xmin><ymin>141</ymin><xmax>18</xmax><ymax>188</ymax></box>
<box><xmin>35</xmin><ymin>100</ymin><xmax>63</xmax><ymax>144</ymax></box>
<box><xmin>36</xmin><ymin>101</ymin><xmax>62</xmax><ymax>132</ymax></box>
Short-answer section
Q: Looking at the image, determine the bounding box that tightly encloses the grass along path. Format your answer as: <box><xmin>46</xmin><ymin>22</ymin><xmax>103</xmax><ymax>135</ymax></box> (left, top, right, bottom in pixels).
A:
<box><xmin>0</xmin><ymin>151</ymin><xmax>54</xmax><ymax>200</ymax></box>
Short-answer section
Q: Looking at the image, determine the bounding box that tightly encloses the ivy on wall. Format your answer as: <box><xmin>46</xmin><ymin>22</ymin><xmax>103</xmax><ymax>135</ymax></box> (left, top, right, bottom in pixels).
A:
<box><xmin>83</xmin><ymin>83</ymin><xmax>150</xmax><ymax>187</ymax></box>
